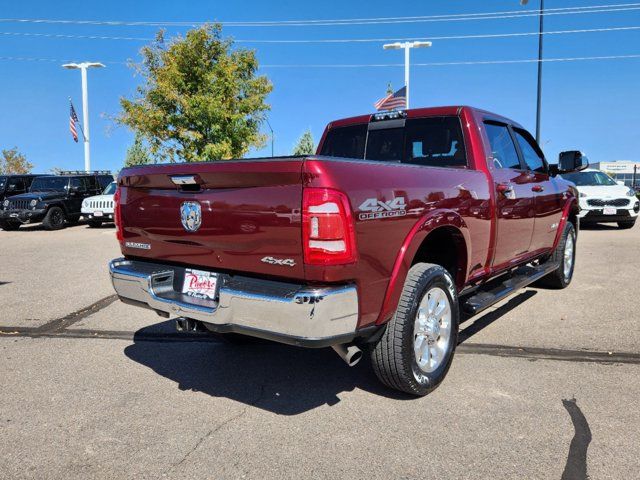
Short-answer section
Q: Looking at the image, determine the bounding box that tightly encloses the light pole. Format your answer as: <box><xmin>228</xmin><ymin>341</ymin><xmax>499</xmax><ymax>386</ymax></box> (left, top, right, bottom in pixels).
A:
<box><xmin>265</xmin><ymin>117</ymin><xmax>274</xmax><ymax>157</ymax></box>
<box><xmin>520</xmin><ymin>0</ymin><xmax>544</xmax><ymax>144</ymax></box>
<box><xmin>382</xmin><ymin>41</ymin><xmax>432</xmax><ymax>108</ymax></box>
<box><xmin>62</xmin><ymin>62</ymin><xmax>105</xmax><ymax>172</ymax></box>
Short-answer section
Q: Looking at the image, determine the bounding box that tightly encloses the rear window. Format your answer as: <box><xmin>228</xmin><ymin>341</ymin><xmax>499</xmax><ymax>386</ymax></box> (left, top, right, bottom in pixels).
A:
<box><xmin>319</xmin><ymin>116</ymin><xmax>466</xmax><ymax>168</ymax></box>
<box><xmin>319</xmin><ymin>124</ymin><xmax>367</xmax><ymax>159</ymax></box>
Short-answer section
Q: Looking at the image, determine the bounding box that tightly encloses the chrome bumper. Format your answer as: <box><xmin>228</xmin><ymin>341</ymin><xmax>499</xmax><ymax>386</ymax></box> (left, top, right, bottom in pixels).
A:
<box><xmin>108</xmin><ymin>258</ymin><xmax>360</xmax><ymax>345</ymax></box>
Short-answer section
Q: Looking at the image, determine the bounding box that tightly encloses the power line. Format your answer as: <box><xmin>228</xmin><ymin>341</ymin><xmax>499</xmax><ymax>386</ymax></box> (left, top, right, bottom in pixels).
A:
<box><xmin>1</xmin><ymin>25</ymin><xmax>639</xmax><ymax>45</ymax></box>
<box><xmin>1</xmin><ymin>53</ymin><xmax>639</xmax><ymax>67</ymax></box>
<box><xmin>0</xmin><ymin>3</ymin><xmax>639</xmax><ymax>27</ymax></box>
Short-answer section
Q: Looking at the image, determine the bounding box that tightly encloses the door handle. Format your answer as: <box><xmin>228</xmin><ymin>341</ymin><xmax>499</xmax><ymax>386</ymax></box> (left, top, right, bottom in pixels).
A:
<box><xmin>531</xmin><ymin>185</ymin><xmax>544</xmax><ymax>192</ymax></box>
<box><xmin>496</xmin><ymin>183</ymin><xmax>515</xmax><ymax>199</ymax></box>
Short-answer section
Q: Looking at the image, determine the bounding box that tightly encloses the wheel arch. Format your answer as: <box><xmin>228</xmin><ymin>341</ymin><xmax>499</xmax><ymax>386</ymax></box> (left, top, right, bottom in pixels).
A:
<box><xmin>375</xmin><ymin>209</ymin><xmax>471</xmax><ymax>325</ymax></box>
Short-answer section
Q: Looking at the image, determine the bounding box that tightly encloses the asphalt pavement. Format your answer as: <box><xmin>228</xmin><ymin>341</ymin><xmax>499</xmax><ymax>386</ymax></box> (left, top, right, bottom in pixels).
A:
<box><xmin>1</xmin><ymin>221</ymin><xmax>639</xmax><ymax>479</ymax></box>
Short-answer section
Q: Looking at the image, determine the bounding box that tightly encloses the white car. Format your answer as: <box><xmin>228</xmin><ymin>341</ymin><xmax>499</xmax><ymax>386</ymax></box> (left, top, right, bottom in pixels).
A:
<box><xmin>561</xmin><ymin>169</ymin><xmax>639</xmax><ymax>229</ymax></box>
<box><xmin>81</xmin><ymin>181</ymin><xmax>116</xmax><ymax>227</ymax></box>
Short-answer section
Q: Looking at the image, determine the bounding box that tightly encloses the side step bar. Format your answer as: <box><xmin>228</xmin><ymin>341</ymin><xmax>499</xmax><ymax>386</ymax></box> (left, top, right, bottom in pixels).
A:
<box><xmin>461</xmin><ymin>261</ymin><xmax>559</xmax><ymax>316</ymax></box>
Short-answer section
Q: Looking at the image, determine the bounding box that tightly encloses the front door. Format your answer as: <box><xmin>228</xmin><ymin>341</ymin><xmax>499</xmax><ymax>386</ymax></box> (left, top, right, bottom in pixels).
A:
<box><xmin>512</xmin><ymin>127</ymin><xmax>564</xmax><ymax>253</ymax></box>
<box><xmin>484</xmin><ymin>122</ymin><xmax>537</xmax><ymax>269</ymax></box>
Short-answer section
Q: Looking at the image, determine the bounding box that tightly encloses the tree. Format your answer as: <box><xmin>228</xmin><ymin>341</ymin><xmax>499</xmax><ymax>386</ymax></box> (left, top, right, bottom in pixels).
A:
<box><xmin>118</xmin><ymin>25</ymin><xmax>273</xmax><ymax>162</ymax></box>
<box><xmin>0</xmin><ymin>147</ymin><xmax>33</xmax><ymax>174</ymax></box>
<box><xmin>292</xmin><ymin>130</ymin><xmax>315</xmax><ymax>156</ymax></box>
<box><xmin>124</xmin><ymin>133</ymin><xmax>153</xmax><ymax>167</ymax></box>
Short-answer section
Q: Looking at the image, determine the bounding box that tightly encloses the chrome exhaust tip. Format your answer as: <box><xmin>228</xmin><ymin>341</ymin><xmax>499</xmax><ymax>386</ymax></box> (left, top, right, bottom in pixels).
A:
<box><xmin>332</xmin><ymin>344</ymin><xmax>363</xmax><ymax>367</ymax></box>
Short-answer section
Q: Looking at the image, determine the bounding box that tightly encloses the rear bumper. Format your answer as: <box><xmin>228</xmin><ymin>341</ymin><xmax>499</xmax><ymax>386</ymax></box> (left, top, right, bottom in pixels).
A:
<box><xmin>108</xmin><ymin>258</ymin><xmax>362</xmax><ymax>347</ymax></box>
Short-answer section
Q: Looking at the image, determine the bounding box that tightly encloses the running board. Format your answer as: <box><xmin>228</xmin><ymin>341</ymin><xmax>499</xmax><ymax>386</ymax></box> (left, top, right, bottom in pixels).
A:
<box><xmin>461</xmin><ymin>262</ymin><xmax>559</xmax><ymax>316</ymax></box>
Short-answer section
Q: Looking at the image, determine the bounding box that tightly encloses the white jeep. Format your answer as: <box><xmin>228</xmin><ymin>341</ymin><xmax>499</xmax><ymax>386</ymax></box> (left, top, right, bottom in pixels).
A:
<box><xmin>81</xmin><ymin>181</ymin><xmax>116</xmax><ymax>228</ymax></box>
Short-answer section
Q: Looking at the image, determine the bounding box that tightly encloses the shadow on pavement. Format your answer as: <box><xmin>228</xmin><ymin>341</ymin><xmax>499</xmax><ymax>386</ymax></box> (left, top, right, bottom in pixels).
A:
<box><xmin>124</xmin><ymin>323</ymin><xmax>411</xmax><ymax>415</ymax></box>
<box><xmin>579</xmin><ymin>223</ymin><xmax>622</xmax><ymax>231</ymax></box>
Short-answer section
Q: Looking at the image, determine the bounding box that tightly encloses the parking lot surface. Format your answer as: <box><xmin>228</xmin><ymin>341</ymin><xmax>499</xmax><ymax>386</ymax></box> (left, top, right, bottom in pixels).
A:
<box><xmin>1</xmin><ymin>222</ymin><xmax>639</xmax><ymax>479</ymax></box>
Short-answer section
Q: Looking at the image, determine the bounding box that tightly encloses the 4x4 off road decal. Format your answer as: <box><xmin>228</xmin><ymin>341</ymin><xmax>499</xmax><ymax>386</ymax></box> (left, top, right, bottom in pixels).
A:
<box><xmin>358</xmin><ymin>197</ymin><xmax>407</xmax><ymax>220</ymax></box>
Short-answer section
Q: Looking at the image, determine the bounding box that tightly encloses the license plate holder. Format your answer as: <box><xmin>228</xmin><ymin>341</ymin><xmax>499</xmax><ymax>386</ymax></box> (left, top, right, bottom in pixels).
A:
<box><xmin>603</xmin><ymin>206</ymin><xmax>616</xmax><ymax>215</ymax></box>
<box><xmin>182</xmin><ymin>269</ymin><xmax>218</xmax><ymax>301</ymax></box>
<box><xmin>93</xmin><ymin>211</ymin><xmax>104</xmax><ymax>217</ymax></box>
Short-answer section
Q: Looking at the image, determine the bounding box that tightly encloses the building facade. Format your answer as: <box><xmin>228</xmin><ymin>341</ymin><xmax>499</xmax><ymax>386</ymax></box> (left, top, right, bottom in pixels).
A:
<box><xmin>592</xmin><ymin>160</ymin><xmax>639</xmax><ymax>187</ymax></box>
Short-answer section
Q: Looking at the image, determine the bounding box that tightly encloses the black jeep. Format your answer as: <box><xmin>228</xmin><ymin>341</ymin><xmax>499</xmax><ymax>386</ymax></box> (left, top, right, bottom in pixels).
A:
<box><xmin>0</xmin><ymin>171</ymin><xmax>113</xmax><ymax>231</ymax></box>
<box><xmin>0</xmin><ymin>174</ymin><xmax>43</xmax><ymax>202</ymax></box>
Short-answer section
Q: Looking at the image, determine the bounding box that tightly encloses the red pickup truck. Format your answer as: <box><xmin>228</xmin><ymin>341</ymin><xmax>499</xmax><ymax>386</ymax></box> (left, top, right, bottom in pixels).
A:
<box><xmin>109</xmin><ymin>106</ymin><xmax>583</xmax><ymax>396</ymax></box>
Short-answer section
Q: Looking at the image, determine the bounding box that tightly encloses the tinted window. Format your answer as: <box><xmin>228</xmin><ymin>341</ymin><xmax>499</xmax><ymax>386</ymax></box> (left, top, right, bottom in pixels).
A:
<box><xmin>8</xmin><ymin>178</ymin><xmax>25</xmax><ymax>191</ymax></box>
<box><xmin>366</xmin><ymin>128</ymin><xmax>404</xmax><ymax>162</ymax></box>
<box><xmin>103</xmin><ymin>182</ymin><xmax>117</xmax><ymax>195</ymax></box>
<box><xmin>320</xmin><ymin>116</ymin><xmax>466</xmax><ymax>168</ymax></box>
<box><xmin>319</xmin><ymin>124</ymin><xmax>367</xmax><ymax>159</ymax></box>
<box><xmin>97</xmin><ymin>175</ymin><xmax>114</xmax><ymax>189</ymax></box>
<box><xmin>70</xmin><ymin>177</ymin><xmax>88</xmax><ymax>191</ymax></box>
<box><xmin>484</xmin><ymin>123</ymin><xmax>521</xmax><ymax>170</ymax></box>
<box><xmin>514</xmin><ymin>129</ymin><xmax>546</xmax><ymax>173</ymax></box>
<box><xmin>30</xmin><ymin>177</ymin><xmax>69</xmax><ymax>192</ymax></box>
<box><xmin>404</xmin><ymin>117</ymin><xmax>466</xmax><ymax>167</ymax></box>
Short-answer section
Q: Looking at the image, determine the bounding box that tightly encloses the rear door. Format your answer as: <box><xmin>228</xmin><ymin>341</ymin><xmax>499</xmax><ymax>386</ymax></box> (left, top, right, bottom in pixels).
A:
<box><xmin>512</xmin><ymin>127</ymin><xmax>564</xmax><ymax>253</ymax></box>
<box><xmin>484</xmin><ymin>121</ymin><xmax>536</xmax><ymax>268</ymax></box>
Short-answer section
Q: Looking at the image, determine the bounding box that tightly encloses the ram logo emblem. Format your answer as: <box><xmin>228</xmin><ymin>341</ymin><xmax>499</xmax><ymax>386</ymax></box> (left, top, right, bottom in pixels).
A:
<box><xmin>180</xmin><ymin>201</ymin><xmax>202</xmax><ymax>233</ymax></box>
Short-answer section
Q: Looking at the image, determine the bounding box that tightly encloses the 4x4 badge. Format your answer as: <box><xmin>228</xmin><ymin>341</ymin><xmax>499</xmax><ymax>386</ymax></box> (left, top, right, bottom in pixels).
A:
<box><xmin>358</xmin><ymin>197</ymin><xmax>407</xmax><ymax>220</ymax></box>
<box><xmin>180</xmin><ymin>201</ymin><xmax>202</xmax><ymax>232</ymax></box>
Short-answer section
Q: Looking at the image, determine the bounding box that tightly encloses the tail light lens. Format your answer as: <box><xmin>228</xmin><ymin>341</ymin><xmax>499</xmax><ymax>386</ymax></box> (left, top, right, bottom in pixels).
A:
<box><xmin>113</xmin><ymin>186</ymin><xmax>123</xmax><ymax>243</ymax></box>
<box><xmin>302</xmin><ymin>188</ymin><xmax>357</xmax><ymax>265</ymax></box>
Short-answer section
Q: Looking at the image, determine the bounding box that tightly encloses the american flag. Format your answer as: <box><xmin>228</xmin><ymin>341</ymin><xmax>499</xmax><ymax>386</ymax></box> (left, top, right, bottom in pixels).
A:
<box><xmin>69</xmin><ymin>101</ymin><xmax>80</xmax><ymax>143</ymax></box>
<box><xmin>374</xmin><ymin>86</ymin><xmax>407</xmax><ymax>111</ymax></box>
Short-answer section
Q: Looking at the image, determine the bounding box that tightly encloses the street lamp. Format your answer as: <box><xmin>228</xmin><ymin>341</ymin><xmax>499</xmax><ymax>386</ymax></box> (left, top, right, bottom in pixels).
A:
<box><xmin>520</xmin><ymin>0</ymin><xmax>544</xmax><ymax>144</ymax></box>
<box><xmin>62</xmin><ymin>62</ymin><xmax>105</xmax><ymax>172</ymax></box>
<box><xmin>382</xmin><ymin>41</ymin><xmax>432</xmax><ymax>108</ymax></box>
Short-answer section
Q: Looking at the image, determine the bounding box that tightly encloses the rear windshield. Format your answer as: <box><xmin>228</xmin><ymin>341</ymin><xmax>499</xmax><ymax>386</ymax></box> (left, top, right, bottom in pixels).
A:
<box><xmin>319</xmin><ymin>116</ymin><xmax>467</xmax><ymax>168</ymax></box>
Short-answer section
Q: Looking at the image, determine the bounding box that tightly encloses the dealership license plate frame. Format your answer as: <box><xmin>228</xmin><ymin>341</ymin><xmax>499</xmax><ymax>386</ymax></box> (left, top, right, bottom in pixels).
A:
<box><xmin>603</xmin><ymin>206</ymin><xmax>617</xmax><ymax>215</ymax></box>
<box><xmin>182</xmin><ymin>268</ymin><xmax>219</xmax><ymax>301</ymax></box>
<box><xmin>93</xmin><ymin>211</ymin><xmax>104</xmax><ymax>217</ymax></box>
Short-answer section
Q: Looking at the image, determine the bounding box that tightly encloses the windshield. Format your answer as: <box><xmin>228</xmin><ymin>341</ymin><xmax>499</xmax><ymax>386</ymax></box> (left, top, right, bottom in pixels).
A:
<box><xmin>30</xmin><ymin>177</ymin><xmax>69</xmax><ymax>192</ymax></box>
<box><xmin>102</xmin><ymin>182</ymin><xmax>117</xmax><ymax>195</ymax></box>
<box><xmin>561</xmin><ymin>171</ymin><xmax>617</xmax><ymax>186</ymax></box>
<box><xmin>0</xmin><ymin>176</ymin><xmax>7</xmax><ymax>191</ymax></box>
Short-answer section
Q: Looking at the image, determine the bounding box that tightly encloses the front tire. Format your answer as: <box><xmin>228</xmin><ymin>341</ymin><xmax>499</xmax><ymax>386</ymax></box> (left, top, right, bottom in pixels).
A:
<box><xmin>371</xmin><ymin>263</ymin><xmax>459</xmax><ymax>396</ymax></box>
<box><xmin>538</xmin><ymin>222</ymin><xmax>576</xmax><ymax>289</ymax></box>
<box><xmin>42</xmin><ymin>206</ymin><xmax>66</xmax><ymax>230</ymax></box>
<box><xmin>618</xmin><ymin>220</ymin><xmax>636</xmax><ymax>229</ymax></box>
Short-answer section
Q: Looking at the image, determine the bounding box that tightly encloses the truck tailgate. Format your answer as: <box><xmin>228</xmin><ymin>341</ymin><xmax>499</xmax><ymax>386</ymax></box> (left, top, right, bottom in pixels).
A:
<box><xmin>117</xmin><ymin>159</ymin><xmax>305</xmax><ymax>279</ymax></box>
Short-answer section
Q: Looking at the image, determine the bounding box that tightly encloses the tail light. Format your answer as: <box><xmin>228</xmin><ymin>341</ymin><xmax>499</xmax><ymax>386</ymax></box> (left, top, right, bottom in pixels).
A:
<box><xmin>302</xmin><ymin>188</ymin><xmax>357</xmax><ymax>265</ymax></box>
<box><xmin>113</xmin><ymin>186</ymin><xmax>123</xmax><ymax>243</ymax></box>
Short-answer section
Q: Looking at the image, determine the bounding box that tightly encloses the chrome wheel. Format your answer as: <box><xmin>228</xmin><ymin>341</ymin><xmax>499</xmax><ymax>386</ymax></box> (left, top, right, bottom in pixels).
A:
<box><xmin>413</xmin><ymin>287</ymin><xmax>451</xmax><ymax>373</ymax></box>
<box><xmin>563</xmin><ymin>231</ymin><xmax>575</xmax><ymax>280</ymax></box>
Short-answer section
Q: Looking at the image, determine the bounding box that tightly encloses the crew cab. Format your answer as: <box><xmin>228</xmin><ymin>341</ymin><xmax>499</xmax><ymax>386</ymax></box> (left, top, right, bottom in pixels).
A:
<box><xmin>81</xmin><ymin>181</ymin><xmax>117</xmax><ymax>227</ymax></box>
<box><xmin>561</xmin><ymin>169</ymin><xmax>638</xmax><ymax>229</ymax></box>
<box><xmin>0</xmin><ymin>171</ymin><xmax>113</xmax><ymax>231</ymax></box>
<box><xmin>109</xmin><ymin>106</ymin><xmax>583</xmax><ymax>395</ymax></box>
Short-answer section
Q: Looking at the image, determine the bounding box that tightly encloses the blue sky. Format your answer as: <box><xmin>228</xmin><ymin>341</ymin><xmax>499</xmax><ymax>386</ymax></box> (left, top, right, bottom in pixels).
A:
<box><xmin>1</xmin><ymin>0</ymin><xmax>639</xmax><ymax>172</ymax></box>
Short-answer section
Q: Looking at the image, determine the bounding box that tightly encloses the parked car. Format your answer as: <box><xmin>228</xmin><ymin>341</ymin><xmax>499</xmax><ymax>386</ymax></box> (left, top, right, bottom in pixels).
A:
<box><xmin>0</xmin><ymin>174</ymin><xmax>43</xmax><ymax>203</ymax></box>
<box><xmin>561</xmin><ymin>169</ymin><xmax>639</xmax><ymax>229</ymax></box>
<box><xmin>0</xmin><ymin>171</ymin><xmax>113</xmax><ymax>231</ymax></box>
<box><xmin>109</xmin><ymin>106</ymin><xmax>583</xmax><ymax>396</ymax></box>
<box><xmin>81</xmin><ymin>181</ymin><xmax>117</xmax><ymax>227</ymax></box>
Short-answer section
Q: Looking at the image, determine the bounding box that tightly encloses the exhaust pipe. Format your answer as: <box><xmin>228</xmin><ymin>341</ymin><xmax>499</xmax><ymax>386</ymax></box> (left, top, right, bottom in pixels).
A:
<box><xmin>332</xmin><ymin>344</ymin><xmax>363</xmax><ymax>367</ymax></box>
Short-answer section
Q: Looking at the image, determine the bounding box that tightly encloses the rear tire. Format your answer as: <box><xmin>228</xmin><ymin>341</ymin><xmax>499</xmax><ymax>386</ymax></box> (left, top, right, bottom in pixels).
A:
<box><xmin>370</xmin><ymin>263</ymin><xmax>459</xmax><ymax>396</ymax></box>
<box><xmin>618</xmin><ymin>220</ymin><xmax>636</xmax><ymax>229</ymax></box>
<box><xmin>0</xmin><ymin>220</ymin><xmax>20</xmax><ymax>231</ymax></box>
<box><xmin>88</xmin><ymin>219</ymin><xmax>103</xmax><ymax>228</ymax></box>
<box><xmin>42</xmin><ymin>206</ymin><xmax>66</xmax><ymax>230</ymax></box>
<box><xmin>537</xmin><ymin>222</ymin><xmax>576</xmax><ymax>289</ymax></box>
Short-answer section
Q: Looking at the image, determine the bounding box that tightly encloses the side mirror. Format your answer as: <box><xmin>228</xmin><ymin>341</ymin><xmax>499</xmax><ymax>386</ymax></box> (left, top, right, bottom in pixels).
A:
<box><xmin>558</xmin><ymin>150</ymin><xmax>589</xmax><ymax>173</ymax></box>
<box><xmin>616</xmin><ymin>180</ymin><xmax>625</xmax><ymax>186</ymax></box>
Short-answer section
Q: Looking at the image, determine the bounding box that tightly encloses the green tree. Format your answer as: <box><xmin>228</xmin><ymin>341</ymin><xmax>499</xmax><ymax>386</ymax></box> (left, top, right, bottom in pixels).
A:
<box><xmin>292</xmin><ymin>130</ymin><xmax>315</xmax><ymax>156</ymax></box>
<box><xmin>124</xmin><ymin>133</ymin><xmax>153</xmax><ymax>167</ymax></box>
<box><xmin>118</xmin><ymin>25</ymin><xmax>273</xmax><ymax>162</ymax></box>
<box><xmin>0</xmin><ymin>147</ymin><xmax>33</xmax><ymax>174</ymax></box>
